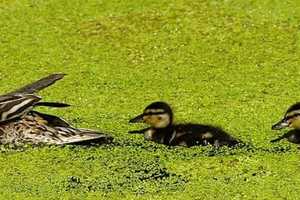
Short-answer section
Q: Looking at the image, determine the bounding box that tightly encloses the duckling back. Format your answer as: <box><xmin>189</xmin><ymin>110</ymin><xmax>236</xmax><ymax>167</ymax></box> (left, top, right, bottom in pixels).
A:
<box><xmin>167</xmin><ymin>123</ymin><xmax>239</xmax><ymax>147</ymax></box>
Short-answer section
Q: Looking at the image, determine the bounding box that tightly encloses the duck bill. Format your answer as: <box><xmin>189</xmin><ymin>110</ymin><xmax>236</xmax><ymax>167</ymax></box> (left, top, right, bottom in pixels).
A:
<box><xmin>129</xmin><ymin>114</ymin><xmax>144</xmax><ymax>123</ymax></box>
<box><xmin>272</xmin><ymin>119</ymin><xmax>289</xmax><ymax>130</ymax></box>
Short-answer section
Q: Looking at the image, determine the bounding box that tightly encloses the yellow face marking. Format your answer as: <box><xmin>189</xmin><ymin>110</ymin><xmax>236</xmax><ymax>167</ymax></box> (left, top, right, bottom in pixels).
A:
<box><xmin>143</xmin><ymin>113</ymin><xmax>170</xmax><ymax>128</ymax></box>
<box><xmin>289</xmin><ymin>117</ymin><xmax>300</xmax><ymax>129</ymax></box>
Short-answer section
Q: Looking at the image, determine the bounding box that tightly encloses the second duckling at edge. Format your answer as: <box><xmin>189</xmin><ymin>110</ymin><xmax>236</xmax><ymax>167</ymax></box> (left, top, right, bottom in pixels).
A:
<box><xmin>129</xmin><ymin>101</ymin><xmax>239</xmax><ymax>147</ymax></box>
<box><xmin>271</xmin><ymin>102</ymin><xmax>300</xmax><ymax>144</ymax></box>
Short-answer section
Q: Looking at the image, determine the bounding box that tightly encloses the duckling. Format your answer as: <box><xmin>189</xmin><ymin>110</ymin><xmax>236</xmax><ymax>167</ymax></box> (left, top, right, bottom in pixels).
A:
<box><xmin>129</xmin><ymin>101</ymin><xmax>239</xmax><ymax>147</ymax></box>
<box><xmin>271</xmin><ymin>102</ymin><xmax>300</xmax><ymax>144</ymax></box>
<box><xmin>0</xmin><ymin>74</ymin><xmax>112</xmax><ymax>146</ymax></box>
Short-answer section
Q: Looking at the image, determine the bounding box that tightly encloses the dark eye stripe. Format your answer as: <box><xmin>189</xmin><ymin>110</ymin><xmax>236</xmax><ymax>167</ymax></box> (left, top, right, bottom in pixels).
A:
<box><xmin>143</xmin><ymin>111</ymin><xmax>166</xmax><ymax>116</ymax></box>
<box><xmin>285</xmin><ymin>113</ymin><xmax>300</xmax><ymax>120</ymax></box>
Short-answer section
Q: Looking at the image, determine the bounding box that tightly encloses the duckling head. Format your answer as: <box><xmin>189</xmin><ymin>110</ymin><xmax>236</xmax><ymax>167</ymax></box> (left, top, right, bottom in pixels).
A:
<box><xmin>272</xmin><ymin>103</ymin><xmax>300</xmax><ymax>130</ymax></box>
<box><xmin>129</xmin><ymin>101</ymin><xmax>173</xmax><ymax>128</ymax></box>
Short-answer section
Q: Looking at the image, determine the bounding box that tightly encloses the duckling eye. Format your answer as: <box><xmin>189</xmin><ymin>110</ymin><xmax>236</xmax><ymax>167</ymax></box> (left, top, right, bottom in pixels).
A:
<box><xmin>157</xmin><ymin>116</ymin><xmax>162</xmax><ymax>120</ymax></box>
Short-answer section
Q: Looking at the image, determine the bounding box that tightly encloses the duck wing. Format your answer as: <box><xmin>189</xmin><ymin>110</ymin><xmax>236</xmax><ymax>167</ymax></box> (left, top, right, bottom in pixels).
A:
<box><xmin>34</xmin><ymin>102</ymin><xmax>70</xmax><ymax>108</ymax></box>
<box><xmin>0</xmin><ymin>74</ymin><xmax>67</xmax><ymax>122</ymax></box>
<box><xmin>54</xmin><ymin>127</ymin><xmax>113</xmax><ymax>145</ymax></box>
<box><xmin>0</xmin><ymin>94</ymin><xmax>41</xmax><ymax>122</ymax></box>
<box><xmin>30</xmin><ymin>111</ymin><xmax>113</xmax><ymax>145</ymax></box>
<box><xmin>0</xmin><ymin>111</ymin><xmax>113</xmax><ymax>146</ymax></box>
<box><xmin>6</xmin><ymin>73</ymin><xmax>65</xmax><ymax>95</ymax></box>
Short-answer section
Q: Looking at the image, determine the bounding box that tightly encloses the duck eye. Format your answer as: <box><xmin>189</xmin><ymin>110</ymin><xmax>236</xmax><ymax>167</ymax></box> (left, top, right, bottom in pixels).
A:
<box><xmin>157</xmin><ymin>116</ymin><xmax>162</xmax><ymax>120</ymax></box>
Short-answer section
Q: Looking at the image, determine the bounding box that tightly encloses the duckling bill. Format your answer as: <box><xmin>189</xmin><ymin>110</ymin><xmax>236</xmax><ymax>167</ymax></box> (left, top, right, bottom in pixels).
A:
<box><xmin>0</xmin><ymin>74</ymin><xmax>112</xmax><ymax>146</ymax></box>
<box><xmin>129</xmin><ymin>101</ymin><xmax>239</xmax><ymax>147</ymax></box>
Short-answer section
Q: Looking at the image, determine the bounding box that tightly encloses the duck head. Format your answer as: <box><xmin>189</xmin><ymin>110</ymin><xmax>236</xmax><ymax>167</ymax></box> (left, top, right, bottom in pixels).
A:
<box><xmin>129</xmin><ymin>101</ymin><xmax>173</xmax><ymax>128</ymax></box>
<box><xmin>272</xmin><ymin>102</ymin><xmax>300</xmax><ymax>130</ymax></box>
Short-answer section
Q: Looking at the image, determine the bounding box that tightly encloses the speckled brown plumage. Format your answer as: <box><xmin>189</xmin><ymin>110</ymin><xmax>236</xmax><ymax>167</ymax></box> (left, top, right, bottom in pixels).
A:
<box><xmin>0</xmin><ymin>74</ymin><xmax>112</xmax><ymax>146</ymax></box>
<box><xmin>0</xmin><ymin>111</ymin><xmax>112</xmax><ymax>146</ymax></box>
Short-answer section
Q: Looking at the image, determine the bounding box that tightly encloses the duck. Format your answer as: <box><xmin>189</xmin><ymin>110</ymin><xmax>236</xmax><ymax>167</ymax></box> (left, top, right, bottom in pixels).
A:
<box><xmin>271</xmin><ymin>102</ymin><xmax>300</xmax><ymax>144</ymax></box>
<box><xmin>128</xmin><ymin>101</ymin><xmax>239</xmax><ymax>147</ymax></box>
<box><xmin>0</xmin><ymin>73</ymin><xmax>112</xmax><ymax>146</ymax></box>
<box><xmin>0</xmin><ymin>73</ymin><xmax>73</xmax><ymax>122</ymax></box>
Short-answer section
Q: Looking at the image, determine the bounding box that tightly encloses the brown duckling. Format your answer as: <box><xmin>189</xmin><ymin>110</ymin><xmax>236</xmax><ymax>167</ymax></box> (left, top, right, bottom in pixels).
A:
<box><xmin>129</xmin><ymin>101</ymin><xmax>239</xmax><ymax>147</ymax></box>
<box><xmin>271</xmin><ymin>102</ymin><xmax>300</xmax><ymax>144</ymax></box>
